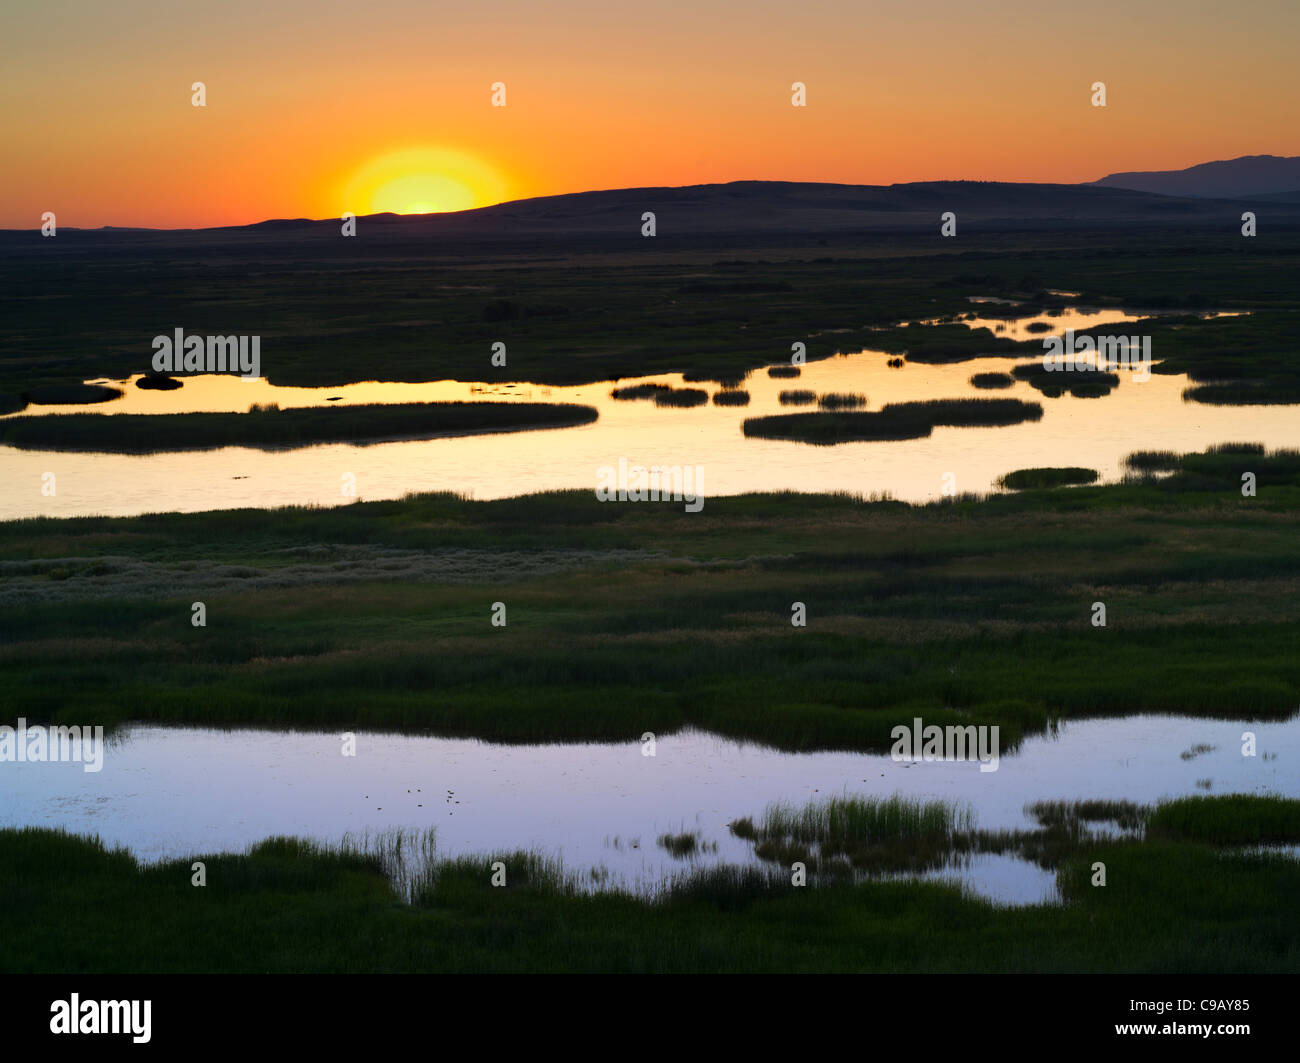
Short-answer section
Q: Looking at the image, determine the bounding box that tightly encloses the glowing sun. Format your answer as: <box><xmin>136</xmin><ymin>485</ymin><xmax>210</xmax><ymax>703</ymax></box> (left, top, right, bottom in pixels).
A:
<box><xmin>342</xmin><ymin>147</ymin><xmax>508</xmax><ymax>215</ymax></box>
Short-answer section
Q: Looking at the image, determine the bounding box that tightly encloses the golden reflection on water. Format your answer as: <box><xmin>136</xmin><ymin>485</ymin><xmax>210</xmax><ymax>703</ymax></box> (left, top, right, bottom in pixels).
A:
<box><xmin>1</xmin><ymin>310</ymin><xmax>1292</xmax><ymax>519</ymax></box>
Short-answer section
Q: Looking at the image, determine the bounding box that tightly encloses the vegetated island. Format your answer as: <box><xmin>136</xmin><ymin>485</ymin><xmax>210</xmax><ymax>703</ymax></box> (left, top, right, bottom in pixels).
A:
<box><xmin>998</xmin><ymin>467</ymin><xmax>1100</xmax><ymax>490</ymax></box>
<box><xmin>0</xmin><ymin>401</ymin><xmax>599</xmax><ymax>453</ymax></box>
<box><xmin>743</xmin><ymin>398</ymin><xmax>1043</xmax><ymax>444</ymax></box>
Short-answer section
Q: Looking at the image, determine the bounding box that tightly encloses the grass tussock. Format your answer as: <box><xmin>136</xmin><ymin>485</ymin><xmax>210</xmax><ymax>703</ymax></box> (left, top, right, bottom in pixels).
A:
<box><xmin>733</xmin><ymin>795</ymin><xmax>975</xmax><ymax>875</ymax></box>
<box><xmin>657</xmin><ymin>832</ymin><xmax>701</xmax><ymax>858</ymax></box>
<box><xmin>998</xmin><ymin>467</ymin><xmax>1099</xmax><ymax>490</ymax></box>
<box><xmin>1146</xmin><ymin>795</ymin><xmax>1300</xmax><ymax>845</ymax></box>
<box><xmin>652</xmin><ymin>388</ymin><xmax>709</xmax><ymax>408</ymax></box>
<box><xmin>970</xmin><ymin>372</ymin><xmax>1014</xmax><ymax>389</ymax></box>
<box><xmin>817</xmin><ymin>392</ymin><xmax>867</xmax><ymax>410</ymax></box>
<box><xmin>1124</xmin><ymin>450</ymin><xmax>1182</xmax><ymax>472</ymax></box>
<box><xmin>135</xmin><ymin>375</ymin><xmax>183</xmax><ymax>391</ymax></box>
<box><xmin>610</xmin><ymin>383</ymin><xmax>671</xmax><ymax>400</ymax></box>
<box><xmin>1026</xmin><ymin>800</ymin><xmax>1149</xmax><ymax>832</ymax></box>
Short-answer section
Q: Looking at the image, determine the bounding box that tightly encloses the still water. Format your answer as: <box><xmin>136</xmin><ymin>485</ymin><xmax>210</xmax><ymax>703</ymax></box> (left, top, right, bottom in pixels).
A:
<box><xmin>3</xmin><ymin>714</ymin><xmax>1294</xmax><ymax>905</ymax></box>
<box><xmin>2</xmin><ymin>307</ymin><xmax>1294</xmax><ymax>520</ymax></box>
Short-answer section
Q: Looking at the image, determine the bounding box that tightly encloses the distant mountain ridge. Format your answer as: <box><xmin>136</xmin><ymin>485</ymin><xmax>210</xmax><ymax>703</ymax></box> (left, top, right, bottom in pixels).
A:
<box><xmin>211</xmin><ymin>178</ymin><xmax>1296</xmax><ymax>237</ymax></box>
<box><xmin>8</xmin><ymin>170</ymin><xmax>1300</xmax><ymax>242</ymax></box>
<box><xmin>1092</xmin><ymin>155</ymin><xmax>1300</xmax><ymax>199</ymax></box>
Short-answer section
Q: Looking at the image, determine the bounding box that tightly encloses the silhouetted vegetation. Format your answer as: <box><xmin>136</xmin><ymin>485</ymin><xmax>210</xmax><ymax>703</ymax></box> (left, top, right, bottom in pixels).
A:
<box><xmin>999</xmin><ymin>467</ymin><xmax>1099</xmax><ymax>490</ymax></box>
<box><xmin>970</xmin><ymin>372</ymin><xmax>1014</xmax><ymax>389</ymax></box>
<box><xmin>0</xmin><ymin>401</ymin><xmax>599</xmax><ymax>453</ymax></box>
<box><xmin>653</xmin><ymin>388</ymin><xmax>708</xmax><ymax>407</ymax></box>
<box><xmin>744</xmin><ymin>398</ymin><xmax>1043</xmax><ymax>444</ymax></box>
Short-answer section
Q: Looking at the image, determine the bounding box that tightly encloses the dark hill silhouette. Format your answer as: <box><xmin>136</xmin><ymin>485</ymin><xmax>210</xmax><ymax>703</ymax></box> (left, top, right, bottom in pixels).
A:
<box><xmin>328</xmin><ymin>179</ymin><xmax>1271</xmax><ymax>233</ymax></box>
<box><xmin>1092</xmin><ymin>155</ymin><xmax>1300</xmax><ymax>198</ymax></box>
<box><xmin>6</xmin><ymin>177</ymin><xmax>1300</xmax><ymax>248</ymax></box>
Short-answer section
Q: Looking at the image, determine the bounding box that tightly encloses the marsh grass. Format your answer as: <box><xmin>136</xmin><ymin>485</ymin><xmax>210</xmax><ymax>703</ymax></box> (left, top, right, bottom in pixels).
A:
<box><xmin>1011</xmin><ymin>362</ymin><xmax>1120</xmax><ymax>397</ymax></box>
<box><xmin>778</xmin><ymin>389</ymin><xmax>816</xmax><ymax>405</ymax></box>
<box><xmin>711</xmin><ymin>390</ymin><xmax>751</xmax><ymax>406</ymax></box>
<box><xmin>1147</xmin><ymin>795</ymin><xmax>1300</xmax><ymax>845</ymax></box>
<box><xmin>970</xmin><ymin>372</ymin><xmax>1014</xmax><ymax>389</ymax></box>
<box><xmin>413</xmin><ymin>849</ymin><xmax>584</xmax><ymax>905</ymax></box>
<box><xmin>734</xmin><ymin>795</ymin><xmax>976</xmax><ymax>875</ymax></box>
<box><xmin>657</xmin><ymin>831</ymin><xmax>701</xmax><ymax>858</ymax></box>
<box><xmin>1184</xmin><ymin>382</ymin><xmax>1300</xmax><ymax>405</ymax></box>
<box><xmin>653</xmin><ymin>388</ymin><xmax>709</xmax><ymax>407</ymax></box>
<box><xmin>817</xmin><ymin>392</ymin><xmax>867</xmax><ymax>410</ymax></box>
<box><xmin>335</xmin><ymin>826</ymin><xmax>440</xmax><ymax>901</ymax></box>
<box><xmin>610</xmin><ymin>383</ymin><xmax>671</xmax><ymax>400</ymax></box>
<box><xmin>4</xmin><ymin>447</ymin><xmax>1300</xmax><ymax>749</ymax></box>
<box><xmin>6</xmin><ymin>796</ymin><xmax>1300</xmax><ymax>971</ymax></box>
<box><xmin>744</xmin><ymin>398</ymin><xmax>1043</xmax><ymax>444</ymax></box>
<box><xmin>1119</xmin><ymin>445</ymin><xmax>1300</xmax><ymax>492</ymax></box>
<box><xmin>759</xmin><ymin>795</ymin><xmax>973</xmax><ymax>843</ymax></box>
<box><xmin>6</xmin><ymin>226</ymin><xmax>1296</xmax><ymax>405</ymax></box>
<box><xmin>998</xmin><ymin>467</ymin><xmax>1099</xmax><ymax>490</ymax></box>
<box><xmin>1026</xmin><ymin>800</ymin><xmax>1149</xmax><ymax>832</ymax></box>
<box><xmin>0</xmin><ymin>401</ymin><xmax>599</xmax><ymax>453</ymax></box>
<box><xmin>1124</xmin><ymin>450</ymin><xmax>1182</xmax><ymax>472</ymax></box>
<box><xmin>661</xmin><ymin>864</ymin><xmax>791</xmax><ymax>911</ymax></box>
<box><xmin>22</xmin><ymin>383</ymin><xmax>123</xmax><ymax>405</ymax></box>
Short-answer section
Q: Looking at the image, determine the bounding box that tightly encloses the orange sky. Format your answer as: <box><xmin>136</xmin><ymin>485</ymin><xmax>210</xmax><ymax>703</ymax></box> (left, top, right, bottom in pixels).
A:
<box><xmin>2</xmin><ymin>0</ymin><xmax>1297</xmax><ymax>229</ymax></box>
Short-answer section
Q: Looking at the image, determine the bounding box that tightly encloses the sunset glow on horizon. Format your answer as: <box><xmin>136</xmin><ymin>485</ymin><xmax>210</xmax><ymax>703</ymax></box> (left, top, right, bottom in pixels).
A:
<box><xmin>340</xmin><ymin>147</ymin><xmax>511</xmax><ymax>216</ymax></box>
<box><xmin>2</xmin><ymin>0</ymin><xmax>1298</xmax><ymax>229</ymax></box>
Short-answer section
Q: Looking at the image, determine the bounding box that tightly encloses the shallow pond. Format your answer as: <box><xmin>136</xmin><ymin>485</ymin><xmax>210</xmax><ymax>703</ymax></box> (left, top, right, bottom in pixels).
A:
<box><xmin>3</xmin><ymin>713</ymin><xmax>1294</xmax><ymax>905</ymax></box>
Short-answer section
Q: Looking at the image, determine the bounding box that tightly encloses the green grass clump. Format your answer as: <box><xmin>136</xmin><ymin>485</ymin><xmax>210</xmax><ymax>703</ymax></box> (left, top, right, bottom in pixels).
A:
<box><xmin>1147</xmin><ymin>795</ymin><xmax>1300</xmax><ymax>845</ymax></box>
<box><xmin>998</xmin><ymin>467</ymin><xmax>1099</xmax><ymax>490</ymax></box>
<box><xmin>735</xmin><ymin>795</ymin><xmax>975</xmax><ymax>874</ymax></box>
<box><xmin>758</xmin><ymin>795</ymin><xmax>972</xmax><ymax>845</ymax></box>
<box><xmin>1026</xmin><ymin>800</ymin><xmax>1149</xmax><ymax>831</ymax></box>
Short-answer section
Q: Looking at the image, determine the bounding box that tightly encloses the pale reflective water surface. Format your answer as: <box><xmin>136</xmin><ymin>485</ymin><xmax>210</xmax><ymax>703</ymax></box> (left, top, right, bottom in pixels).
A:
<box><xmin>3</xmin><ymin>349</ymin><xmax>1296</xmax><ymax>520</ymax></box>
<box><xmin>3</xmin><ymin>714</ymin><xmax>1295</xmax><ymax>904</ymax></box>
